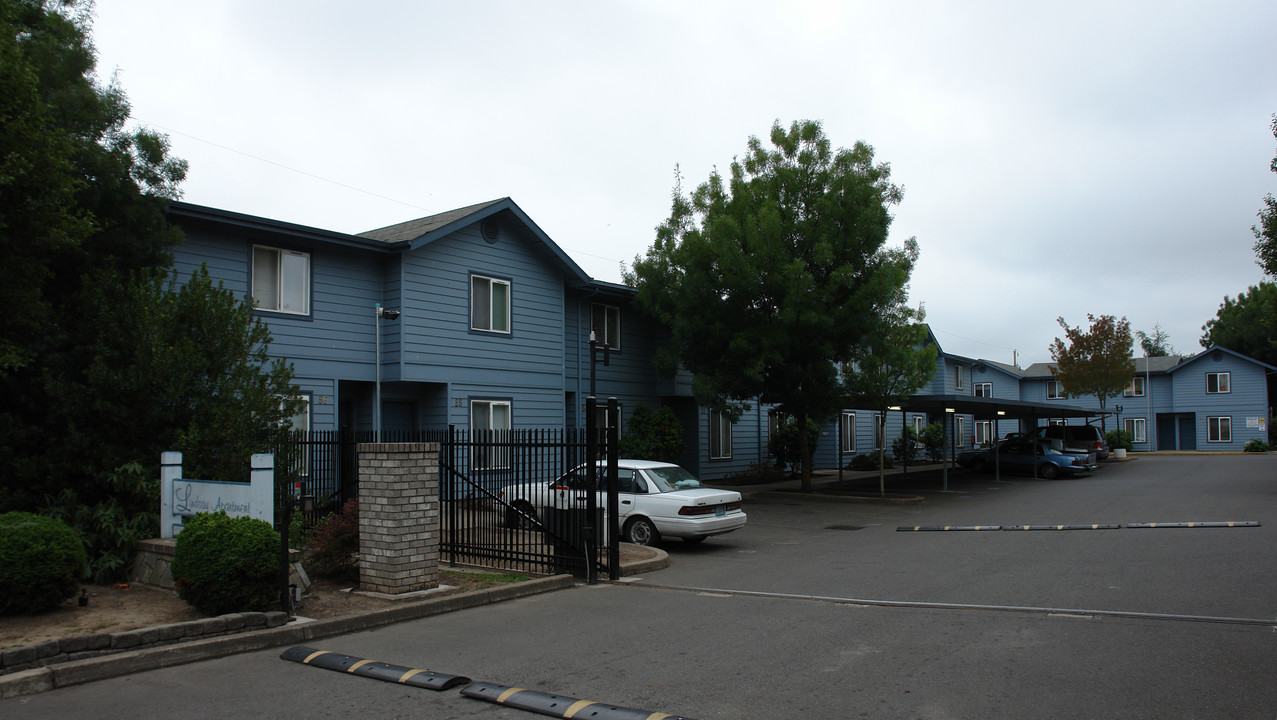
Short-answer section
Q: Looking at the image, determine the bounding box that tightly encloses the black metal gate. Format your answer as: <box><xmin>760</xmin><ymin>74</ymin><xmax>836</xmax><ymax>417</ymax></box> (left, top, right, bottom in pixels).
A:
<box><xmin>276</xmin><ymin>398</ymin><xmax>621</xmax><ymax>582</ymax></box>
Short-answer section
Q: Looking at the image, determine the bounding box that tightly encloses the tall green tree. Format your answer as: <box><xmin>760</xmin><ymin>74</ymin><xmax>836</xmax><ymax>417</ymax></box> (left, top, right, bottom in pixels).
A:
<box><xmin>842</xmin><ymin>305</ymin><xmax>937</xmax><ymax>496</ymax></box>
<box><xmin>627</xmin><ymin>120</ymin><xmax>918</xmax><ymax>490</ymax></box>
<box><xmin>1136</xmin><ymin>323</ymin><xmax>1176</xmax><ymax>357</ymax></box>
<box><xmin>1200</xmin><ymin>282</ymin><xmax>1277</xmax><ymax>366</ymax></box>
<box><xmin>1254</xmin><ymin>114</ymin><xmax>1277</xmax><ymax>276</ymax></box>
<box><xmin>0</xmin><ymin>0</ymin><xmax>299</xmax><ymax>579</ymax></box>
<box><xmin>1049</xmin><ymin>314</ymin><xmax>1135</xmax><ymax>428</ymax></box>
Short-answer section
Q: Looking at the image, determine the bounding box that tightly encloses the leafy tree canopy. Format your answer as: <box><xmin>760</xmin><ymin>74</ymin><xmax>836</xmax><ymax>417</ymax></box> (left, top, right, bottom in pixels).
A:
<box><xmin>626</xmin><ymin>120</ymin><xmax>918</xmax><ymax>487</ymax></box>
<box><xmin>1049</xmin><ymin>314</ymin><xmax>1135</xmax><ymax>414</ymax></box>
<box><xmin>1254</xmin><ymin>114</ymin><xmax>1277</xmax><ymax>277</ymax></box>
<box><xmin>0</xmin><ymin>0</ymin><xmax>299</xmax><ymax>578</ymax></box>
<box><xmin>1200</xmin><ymin>281</ymin><xmax>1277</xmax><ymax>366</ymax></box>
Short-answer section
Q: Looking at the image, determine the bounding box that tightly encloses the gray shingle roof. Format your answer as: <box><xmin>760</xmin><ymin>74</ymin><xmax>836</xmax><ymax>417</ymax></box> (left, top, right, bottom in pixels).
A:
<box><xmin>357</xmin><ymin>198</ymin><xmax>508</xmax><ymax>243</ymax></box>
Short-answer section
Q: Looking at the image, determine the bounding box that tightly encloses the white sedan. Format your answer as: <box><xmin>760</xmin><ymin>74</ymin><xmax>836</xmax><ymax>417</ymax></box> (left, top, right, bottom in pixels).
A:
<box><xmin>499</xmin><ymin>460</ymin><xmax>746</xmax><ymax>546</ymax></box>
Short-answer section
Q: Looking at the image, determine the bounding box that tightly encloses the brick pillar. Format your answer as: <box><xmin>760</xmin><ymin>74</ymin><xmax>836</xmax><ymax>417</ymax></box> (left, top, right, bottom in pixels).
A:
<box><xmin>357</xmin><ymin>442</ymin><xmax>440</xmax><ymax>594</ymax></box>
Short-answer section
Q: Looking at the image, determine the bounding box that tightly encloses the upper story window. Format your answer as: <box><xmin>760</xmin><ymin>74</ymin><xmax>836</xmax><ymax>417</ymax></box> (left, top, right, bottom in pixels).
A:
<box><xmin>591</xmin><ymin>303</ymin><xmax>621</xmax><ymax>350</ymax></box>
<box><xmin>954</xmin><ymin>365</ymin><xmax>964</xmax><ymax>390</ymax></box>
<box><xmin>1124</xmin><ymin>376</ymin><xmax>1145</xmax><ymax>397</ymax></box>
<box><xmin>1206</xmin><ymin>372</ymin><xmax>1230</xmax><ymax>394</ymax></box>
<box><xmin>1046</xmin><ymin>381</ymin><xmax>1064</xmax><ymax>399</ymax></box>
<box><xmin>471</xmin><ymin>275</ymin><xmax>511</xmax><ymax>333</ymax></box>
<box><xmin>252</xmin><ymin>245</ymin><xmax>310</xmax><ymax>315</ymax></box>
<box><xmin>974</xmin><ymin>382</ymin><xmax>992</xmax><ymax>398</ymax></box>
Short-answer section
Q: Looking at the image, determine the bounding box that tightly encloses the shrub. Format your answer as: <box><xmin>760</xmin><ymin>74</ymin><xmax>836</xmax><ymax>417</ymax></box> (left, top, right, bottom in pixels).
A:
<box><xmin>170</xmin><ymin>512</ymin><xmax>280</xmax><ymax>615</ymax></box>
<box><xmin>619</xmin><ymin>404</ymin><xmax>684</xmax><ymax>462</ymax></box>
<box><xmin>892</xmin><ymin>426</ymin><xmax>922</xmax><ymax>464</ymax></box>
<box><xmin>1244</xmin><ymin>438</ymin><xmax>1270</xmax><ymax>453</ymax></box>
<box><xmin>306</xmin><ymin>499</ymin><xmax>360</xmax><ymax>582</ymax></box>
<box><xmin>770</xmin><ymin>416</ymin><xmax>821</xmax><ymax>472</ymax></box>
<box><xmin>848</xmin><ymin>453</ymin><xmax>893</xmax><ymax>471</ymax></box>
<box><xmin>1106</xmin><ymin>429</ymin><xmax>1134</xmax><ymax>452</ymax></box>
<box><xmin>920</xmin><ymin>423</ymin><xmax>946</xmax><ymax>461</ymax></box>
<box><xmin>0</xmin><ymin>512</ymin><xmax>88</xmax><ymax>615</ymax></box>
<box><xmin>42</xmin><ymin>462</ymin><xmax>159</xmax><ymax>584</ymax></box>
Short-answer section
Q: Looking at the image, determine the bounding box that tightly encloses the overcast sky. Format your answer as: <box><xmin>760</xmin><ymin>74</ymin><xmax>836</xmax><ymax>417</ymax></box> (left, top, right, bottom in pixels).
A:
<box><xmin>89</xmin><ymin>0</ymin><xmax>1275</xmax><ymax>365</ymax></box>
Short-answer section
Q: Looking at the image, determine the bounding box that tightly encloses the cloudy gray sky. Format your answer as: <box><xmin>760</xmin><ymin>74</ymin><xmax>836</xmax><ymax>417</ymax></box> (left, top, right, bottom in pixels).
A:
<box><xmin>90</xmin><ymin>0</ymin><xmax>1275</xmax><ymax>365</ymax></box>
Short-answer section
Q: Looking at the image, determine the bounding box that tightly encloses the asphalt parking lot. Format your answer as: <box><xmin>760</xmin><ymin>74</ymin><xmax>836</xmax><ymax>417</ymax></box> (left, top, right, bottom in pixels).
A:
<box><xmin>4</xmin><ymin>454</ymin><xmax>1275</xmax><ymax>719</ymax></box>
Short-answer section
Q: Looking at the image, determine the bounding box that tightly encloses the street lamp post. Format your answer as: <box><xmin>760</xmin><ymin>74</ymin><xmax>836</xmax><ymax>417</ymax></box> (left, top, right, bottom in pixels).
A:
<box><xmin>375</xmin><ymin>303</ymin><xmax>400</xmax><ymax>443</ymax></box>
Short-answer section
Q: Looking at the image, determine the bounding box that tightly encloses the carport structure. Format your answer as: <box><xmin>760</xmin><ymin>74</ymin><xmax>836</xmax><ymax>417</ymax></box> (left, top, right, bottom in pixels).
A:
<box><xmin>883</xmin><ymin>394</ymin><xmax>1111</xmax><ymax>487</ymax></box>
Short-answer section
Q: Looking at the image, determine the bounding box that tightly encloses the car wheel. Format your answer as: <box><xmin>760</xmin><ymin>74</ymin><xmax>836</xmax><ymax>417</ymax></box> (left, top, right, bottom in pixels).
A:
<box><xmin>624</xmin><ymin>517</ymin><xmax>660</xmax><ymax>546</ymax></box>
<box><xmin>968</xmin><ymin>458</ymin><xmax>988</xmax><ymax>474</ymax></box>
<box><xmin>684</xmin><ymin>536</ymin><xmax>707</xmax><ymax>544</ymax></box>
<box><xmin>504</xmin><ymin>501</ymin><xmax>538</xmax><ymax>529</ymax></box>
<box><xmin>1039</xmin><ymin>463</ymin><xmax>1060</xmax><ymax>480</ymax></box>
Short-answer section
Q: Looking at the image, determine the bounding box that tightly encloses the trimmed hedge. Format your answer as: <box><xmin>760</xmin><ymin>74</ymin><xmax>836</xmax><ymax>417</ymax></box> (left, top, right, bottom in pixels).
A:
<box><xmin>0</xmin><ymin>512</ymin><xmax>88</xmax><ymax>615</ymax></box>
<box><xmin>170</xmin><ymin>512</ymin><xmax>280</xmax><ymax>615</ymax></box>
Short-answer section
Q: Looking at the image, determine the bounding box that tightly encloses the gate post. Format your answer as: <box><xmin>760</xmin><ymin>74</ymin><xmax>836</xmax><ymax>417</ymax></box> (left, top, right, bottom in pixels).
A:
<box><xmin>584</xmin><ymin>397</ymin><xmax>598</xmax><ymax>585</ymax></box>
<box><xmin>606</xmin><ymin>397</ymin><xmax>620</xmax><ymax>580</ymax></box>
<box><xmin>358</xmin><ymin>442</ymin><xmax>440</xmax><ymax>594</ymax></box>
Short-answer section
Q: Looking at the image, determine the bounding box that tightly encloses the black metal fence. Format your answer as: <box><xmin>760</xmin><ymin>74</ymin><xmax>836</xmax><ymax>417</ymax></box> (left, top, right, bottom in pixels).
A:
<box><xmin>274</xmin><ymin>406</ymin><xmax>620</xmax><ymax>581</ymax></box>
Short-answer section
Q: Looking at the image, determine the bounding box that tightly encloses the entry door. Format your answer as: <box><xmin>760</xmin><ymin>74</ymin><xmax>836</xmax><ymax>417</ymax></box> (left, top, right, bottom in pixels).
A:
<box><xmin>1157</xmin><ymin>416</ymin><xmax>1176</xmax><ymax>451</ymax></box>
<box><xmin>1178</xmin><ymin>415</ymin><xmax>1197</xmax><ymax>451</ymax></box>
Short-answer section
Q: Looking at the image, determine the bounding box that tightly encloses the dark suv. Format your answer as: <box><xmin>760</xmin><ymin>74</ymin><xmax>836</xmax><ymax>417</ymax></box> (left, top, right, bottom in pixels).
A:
<box><xmin>1035</xmin><ymin>424</ymin><xmax>1109</xmax><ymax>460</ymax></box>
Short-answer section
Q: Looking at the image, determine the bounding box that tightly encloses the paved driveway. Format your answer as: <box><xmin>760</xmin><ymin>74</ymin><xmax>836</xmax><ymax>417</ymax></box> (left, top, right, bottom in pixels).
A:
<box><xmin>4</xmin><ymin>455</ymin><xmax>1275</xmax><ymax>719</ymax></box>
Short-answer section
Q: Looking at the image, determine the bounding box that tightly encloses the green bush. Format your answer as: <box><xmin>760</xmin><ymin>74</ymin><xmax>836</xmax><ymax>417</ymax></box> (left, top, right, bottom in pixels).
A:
<box><xmin>892</xmin><ymin>426</ymin><xmax>922</xmax><ymax>464</ymax></box>
<box><xmin>0</xmin><ymin>512</ymin><xmax>88</xmax><ymax>615</ymax></box>
<box><xmin>1106</xmin><ymin>429</ymin><xmax>1134</xmax><ymax>451</ymax></box>
<box><xmin>306</xmin><ymin>499</ymin><xmax>360</xmax><ymax>582</ymax></box>
<box><xmin>619</xmin><ymin>404</ymin><xmax>684</xmax><ymax>462</ymax></box>
<box><xmin>848</xmin><ymin>453</ymin><xmax>893</xmax><ymax>471</ymax></box>
<box><xmin>170</xmin><ymin>512</ymin><xmax>280</xmax><ymax>615</ymax></box>
<box><xmin>1244</xmin><ymin>438</ymin><xmax>1270</xmax><ymax>453</ymax></box>
<box><xmin>770</xmin><ymin>416</ymin><xmax>821</xmax><ymax>472</ymax></box>
<box><xmin>42</xmin><ymin>462</ymin><xmax>159</xmax><ymax>584</ymax></box>
<box><xmin>920</xmin><ymin>423</ymin><xmax>946</xmax><ymax>461</ymax></box>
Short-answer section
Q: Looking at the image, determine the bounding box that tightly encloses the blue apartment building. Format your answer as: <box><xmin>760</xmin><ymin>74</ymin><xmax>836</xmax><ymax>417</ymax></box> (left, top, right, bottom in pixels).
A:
<box><xmin>166</xmin><ymin>199</ymin><xmax>1273</xmax><ymax>481</ymax></box>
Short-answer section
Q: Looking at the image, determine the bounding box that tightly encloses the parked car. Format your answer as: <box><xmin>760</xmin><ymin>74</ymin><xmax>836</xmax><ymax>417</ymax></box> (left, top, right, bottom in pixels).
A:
<box><xmin>1034</xmin><ymin>424</ymin><xmax>1110</xmax><ymax>460</ymax></box>
<box><xmin>957</xmin><ymin>438</ymin><xmax>1096</xmax><ymax>479</ymax></box>
<box><xmin>498</xmin><ymin>460</ymin><xmax>746</xmax><ymax>546</ymax></box>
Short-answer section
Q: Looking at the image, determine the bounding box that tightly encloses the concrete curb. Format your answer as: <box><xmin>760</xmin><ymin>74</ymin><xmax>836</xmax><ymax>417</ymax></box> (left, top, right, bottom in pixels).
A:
<box><xmin>618</xmin><ymin>546</ymin><xmax>670</xmax><ymax>575</ymax></box>
<box><xmin>0</xmin><ymin>574</ymin><xmax>574</xmax><ymax>700</ymax></box>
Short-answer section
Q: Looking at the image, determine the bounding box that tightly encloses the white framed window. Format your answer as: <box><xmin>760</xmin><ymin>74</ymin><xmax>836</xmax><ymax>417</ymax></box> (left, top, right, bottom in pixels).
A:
<box><xmin>471</xmin><ymin>275</ymin><xmax>511</xmax><ymax>333</ymax></box>
<box><xmin>954</xmin><ymin>366</ymin><xmax>964</xmax><ymax>390</ymax></box>
<box><xmin>1206</xmin><ymin>372</ymin><xmax>1230</xmax><ymax>394</ymax></box>
<box><xmin>975</xmin><ymin>420</ymin><xmax>992</xmax><ymax>446</ymax></box>
<box><xmin>912</xmin><ymin>415</ymin><xmax>925</xmax><ymax>434</ymax></box>
<box><xmin>1047</xmin><ymin>381</ymin><xmax>1064</xmax><ymax>399</ymax></box>
<box><xmin>471</xmin><ymin>400</ymin><xmax>512</xmax><ymax>469</ymax></box>
<box><xmin>252</xmin><ymin>245</ymin><xmax>310</xmax><ymax>315</ymax></box>
<box><xmin>975</xmin><ymin>382</ymin><xmax>992</xmax><ymax>398</ymax></box>
<box><xmin>286</xmin><ymin>396</ymin><xmax>310</xmax><ymax>434</ymax></box>
<box><xmin>282</xmin><ymin>395</ymin><xmax>310</xmax><ymax>475</ymax></box>
<box><xmin>874</xmin><ymin>413</ymin><xmax>885</xmax><ymax>450</ymax></box>
<box><xmin>1124</xmin><ymin>377</ymin><xmax>1145</xmax><ymax>397</ymax></box>
<box><xmin>1207</xmin><ymin>416</ymin><xmax>1232</xmax><ymax>443</ymax></box>
<box><xmin>591</xmin><ymin>303</ymin><xmax>621</xmax><ymax>350</ymax></box>
<box><xmin>1124</xmin><ymin>417</ymin><xmax>1146</xmax><ymax>443</ymax></box>
<box><xmin>767</xmin><ymin>411</ymin><xmax>780</xmax><ymax>456</ymax></box>
<box><xmin>955</xmin><ymin>417</ymin><xmax>966</xmax><ymax>447</ymax></box>
<box><xmin>709</xmin><ymin>410</ymin><xmax>733</xmax><ymax>459</ymax></box>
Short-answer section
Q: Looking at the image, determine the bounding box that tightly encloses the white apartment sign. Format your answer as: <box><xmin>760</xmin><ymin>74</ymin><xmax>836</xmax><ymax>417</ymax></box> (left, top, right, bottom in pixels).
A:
<box><xmin>159</xmin><ymin>451</ymin><xmax>274</xmax><ymax>538</ymax></box>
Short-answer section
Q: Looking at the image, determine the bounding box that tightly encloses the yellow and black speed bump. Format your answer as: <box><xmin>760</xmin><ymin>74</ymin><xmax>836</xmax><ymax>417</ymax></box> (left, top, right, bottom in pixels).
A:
<box><xmin>896</xmin><ymin>525</ymin><xmax>1002</xmax><ymax>532</ymax></box>
<box><xmin>461</xmin><ymin>681</ymin><xmax>695</xmax><ymax>720</ymax></box>
<box><xmin>1127</xmin><ymin>521</ymin><xmax>1260</xmax><ymax>529</ymax></box>
<box><xmin>280</xmin><ymin>646</ymin><xmax>469</xmax><ymax>691</ymax></box>
<box><xmin>1002</xmin><ymin>524</ymin><xmax>1122</xmax><ymax>531</ymax></box>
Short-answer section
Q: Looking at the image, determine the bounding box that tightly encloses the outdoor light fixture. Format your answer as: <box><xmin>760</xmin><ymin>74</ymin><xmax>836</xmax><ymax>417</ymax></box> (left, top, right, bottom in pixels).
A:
<box><xmin>888</xmin><ymin>406</ymin><xmax>902</xmax><ymax>411</ymax></box>
<box><xmin>945</xmin><ymin>408</ymin><xmax>955</xmax><ymax>413</ymax></box>
<box><xmin>374</xmin><ymin>303</ymin><xmax>401</xmax><ymax>442</ymax></box>
<box><xmin>997</xmin><ymin>411</ymin><xmax>1006</xmax><ymax>416</ymax></box>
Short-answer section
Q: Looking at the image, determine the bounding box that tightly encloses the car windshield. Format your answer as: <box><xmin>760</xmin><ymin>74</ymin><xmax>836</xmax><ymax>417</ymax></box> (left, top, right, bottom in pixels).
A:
<box><xmin>642</xmin><ymin>466</ymin><xmax>704</xmax><ymax>492</ymax></box>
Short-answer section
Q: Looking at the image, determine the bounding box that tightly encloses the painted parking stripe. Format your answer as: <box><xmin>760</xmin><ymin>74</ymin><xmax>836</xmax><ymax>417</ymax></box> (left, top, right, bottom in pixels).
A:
<box><xmin>462</xmin><ymin>681</ymin><xmax>693</xmax><ymax>719</ymax></box>
<box><xmin>279</xmin><ymin>646</ymin><xmax>470</xmax><ymax>691</ymax></box>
